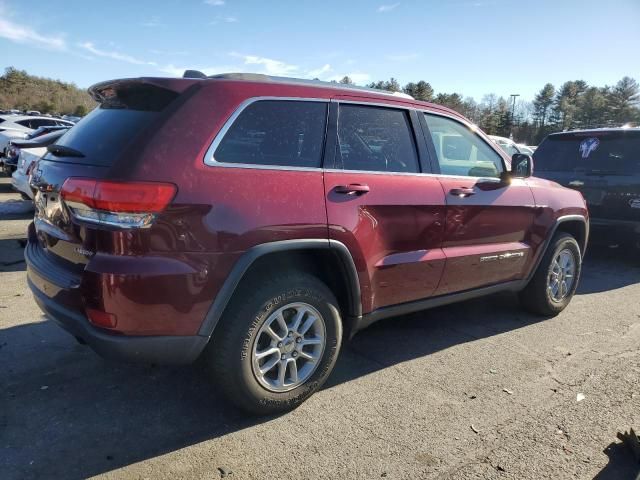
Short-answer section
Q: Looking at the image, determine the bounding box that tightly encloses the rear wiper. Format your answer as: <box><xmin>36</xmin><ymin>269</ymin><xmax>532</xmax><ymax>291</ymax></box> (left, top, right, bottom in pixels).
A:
<box><xmin>47</xmin><ymin>144</ymin><xmax>85</xmax><ymax>158</ymax></box>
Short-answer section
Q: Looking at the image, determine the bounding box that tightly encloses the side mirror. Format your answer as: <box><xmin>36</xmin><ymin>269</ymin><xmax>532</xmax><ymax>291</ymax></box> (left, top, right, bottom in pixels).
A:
<box><xmin>511</xmin><ymin>153</ymin><xmax>533</xmax><ymax>178</ymax></box>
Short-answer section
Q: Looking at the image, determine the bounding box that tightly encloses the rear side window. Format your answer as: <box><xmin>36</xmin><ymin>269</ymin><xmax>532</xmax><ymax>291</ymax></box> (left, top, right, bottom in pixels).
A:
<box><xmin>336</xmin><ymin>104</ymin><xmax>419</xmax><ymax>173</ymax></box>
<box><xmin>424</xmin><ymin>114</ymin><xmax>504</xmax><ymax>178</ymax></box>
<box><xmin>214</xmin><ymin>100</ymin><xmax>328</xmax><ymax>168</ymax></box>
<box><xmin>534</xmin><ymin>132</ymin><xmax>640</xmax><ymax>175</ymax></box>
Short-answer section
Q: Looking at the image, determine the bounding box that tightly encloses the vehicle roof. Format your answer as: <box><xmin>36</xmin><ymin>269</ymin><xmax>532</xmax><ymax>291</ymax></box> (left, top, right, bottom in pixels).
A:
<box><xmin>1</xmin><ymin>115</ymin><xmax>71</xmax><ymax>123</ymax></box>
<box><xmin>549</xmin><ymin>127</ymin><xmax>640</xmax><ymax>136</ymax></box>
<box><xmin>488</xmin><ymin>135</ymin><xmax>514</xmax><ymax>142</ymax></box>
<box><xmin>89</xmin><ymin>72</ymin><xmax>466</xmax><ymax>120</ymax></box>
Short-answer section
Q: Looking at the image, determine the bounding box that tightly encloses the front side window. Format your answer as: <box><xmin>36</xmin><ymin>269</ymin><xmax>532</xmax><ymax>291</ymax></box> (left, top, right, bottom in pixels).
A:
<box><xmin>336</xmin><ymin>104</ymin><xmax>419</xmax><ymax>173</ymax></box>
<box><xmin>424</xmin><ymin>114</ymin><xmax>504</xmax><ymax>178</ymax></box>
<box><xmin>214</xmin><ymin>100</ymin><xmax>328</xmax><ymax>168</ymax></box>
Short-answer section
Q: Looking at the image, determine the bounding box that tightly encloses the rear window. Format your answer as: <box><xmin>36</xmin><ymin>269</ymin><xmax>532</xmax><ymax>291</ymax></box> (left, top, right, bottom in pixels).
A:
<box><xmin>534</xmin><ymin>132</ymin><xmax>640</xmax><ymax>175</ymax></box>
<box><xmin>214</xmin><ymin>100</ymin><xmax>328</xmax><ymax>168</ymax></box>
<box><xmin>44</xmin><ymin>83</ymin><xmax>178</xmax><ymax>166</ymax></box>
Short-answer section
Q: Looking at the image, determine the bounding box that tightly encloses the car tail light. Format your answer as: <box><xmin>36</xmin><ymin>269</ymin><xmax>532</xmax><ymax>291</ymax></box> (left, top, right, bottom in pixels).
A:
<box><xmin>61</xmin><ymin>177</ymin><xmax>177</xmax><ymax>229</ymax></box>
<box><xmin>6</xmin><ymin>145</ymin><xmax>20</xmax><ymax>160</ymax></box>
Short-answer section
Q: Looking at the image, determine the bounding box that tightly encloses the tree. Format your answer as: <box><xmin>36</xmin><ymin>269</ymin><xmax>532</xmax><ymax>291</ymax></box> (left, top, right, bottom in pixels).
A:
<box><xmin>403</xmin><ymin>80</ymin><xmax>433</xmax><ymax>101</ymax></box>
<box><xmin>367</xmin><ymin>78</ymin><xmax>401</xmax><ymax>92</ymax></box>
<box><xmin>553</xmin><ymin>80</ymin><xmax>588</xmax><ymax>130</ymax></box>
<box><xmin>73</xmin><ymin>105</ymin><xmax>89</xmax><ymax>116</ymax></box>
<box><xmin>0</xmin><ymin>66</ymin><xmax>95</xmax><ymax>114</ymax></box>
<box><xmin>533</xmin><ymin>83</ymin><xmax>555</xmax><ymax>131</ymax></box>
<box><xmin>576</xmin><ymin>87</ymin><xmax>608</xmax><ymax>127</ymax></box>
<box><xmin>339</xmin><ymin>76</ymin><xmax>354</xmax><ymax>85</ymax></box>
<box><xmin>608</xmin><ymin>76</ymin><xmax>640</xmax><ymax>124</ymax></box>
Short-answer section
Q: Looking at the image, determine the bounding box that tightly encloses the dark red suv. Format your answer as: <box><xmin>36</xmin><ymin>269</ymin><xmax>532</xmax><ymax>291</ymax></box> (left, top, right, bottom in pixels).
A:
<box><xmin>25</xmin><ymin>73</ymin><xmax>589</xmax><ymax>414</ymax></box>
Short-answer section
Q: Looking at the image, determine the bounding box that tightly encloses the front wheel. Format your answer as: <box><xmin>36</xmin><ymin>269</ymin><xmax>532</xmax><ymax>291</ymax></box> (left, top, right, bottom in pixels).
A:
<box><xmin>206</xmin><ymin>271</ymin><xmax>342</xmax><ymax>415</ymax></box>
<box><xmin>519</xmin><ymin>232</ymin><xmax>582</xmax><ymax>316</ymax></box>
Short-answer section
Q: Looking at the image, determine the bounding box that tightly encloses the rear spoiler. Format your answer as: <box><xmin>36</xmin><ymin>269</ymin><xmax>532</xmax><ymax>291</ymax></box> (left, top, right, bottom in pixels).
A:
<box><xmin>88</xmin><ymin>77</ymin><xmax>199</xmax><ymax>104</ymax></box>
<box><xmin>10</xmin><ymin>129</ymin><xmax>67</xmax><ymax>149</ymax></box>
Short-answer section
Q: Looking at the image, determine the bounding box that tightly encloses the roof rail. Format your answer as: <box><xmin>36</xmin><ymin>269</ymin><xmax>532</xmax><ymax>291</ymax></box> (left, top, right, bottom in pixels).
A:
<box><xmin>204</xmin><ymin>72</ymin><xmax>416</xmax><ymax>100</ymax></box>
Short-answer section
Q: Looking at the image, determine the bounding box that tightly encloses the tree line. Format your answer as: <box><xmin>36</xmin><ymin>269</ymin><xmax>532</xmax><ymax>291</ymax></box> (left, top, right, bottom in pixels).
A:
<box><xmin>337</xmin><ymin>75</ymin><xmax>640</xmax><ymax>145</ymax></box>
<box><xmin>0</xmin><ymin>67</ymin><xmax>95</xmax><ymax>117</ymax></box>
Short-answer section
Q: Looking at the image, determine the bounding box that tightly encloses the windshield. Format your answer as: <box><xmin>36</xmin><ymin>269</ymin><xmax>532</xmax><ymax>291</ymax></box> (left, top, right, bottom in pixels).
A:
<box><xmin>534</xmin><ymin>131</ymin><xmax>640</xmax><ymax>175</ymax></box>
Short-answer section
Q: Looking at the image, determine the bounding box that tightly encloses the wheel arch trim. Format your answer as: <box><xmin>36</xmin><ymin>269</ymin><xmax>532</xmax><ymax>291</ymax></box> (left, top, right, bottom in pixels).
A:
<box><xmin>198</xmin><ymin>239</ymin><xmax>361</xmax><ymax>337</ymax></box>
<box><xmin>525</xmin><ymin>214</ymin><xmax>589</xmax><ymax>284</ymax></box>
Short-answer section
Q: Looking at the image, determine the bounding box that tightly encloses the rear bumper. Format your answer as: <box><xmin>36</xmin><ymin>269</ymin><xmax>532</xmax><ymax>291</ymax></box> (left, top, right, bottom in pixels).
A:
<box><xmin>28</xmin><ymin>277</ymin><xmax>208</xmax><ymax>364</ymax></box>
<box><xmin>11</xmin><ymin>170</ymin><xmax>33</xmax><ymax>199</ymax></box>
<box><xmin>24</xmin><ymin>231</ymin><xmax>210</xmax><ymax>365</ymax></box>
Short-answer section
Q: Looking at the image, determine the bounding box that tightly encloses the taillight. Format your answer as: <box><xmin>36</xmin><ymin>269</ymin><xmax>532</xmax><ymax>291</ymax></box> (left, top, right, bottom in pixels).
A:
<box><xmin>6</xmin><ymin>145</ymin><xmax>19</xmax><ymax>160</ymax></box>
<box><xmin>60</xmin><ymin>178</ymin><xmax>177</xmax><ymax>229</ymax></box>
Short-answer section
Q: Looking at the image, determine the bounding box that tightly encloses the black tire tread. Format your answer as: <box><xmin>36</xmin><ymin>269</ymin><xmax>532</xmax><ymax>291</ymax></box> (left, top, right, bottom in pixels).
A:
<box><xmin>520</xmin><ymin>232</ymin><xmax>581</xmax><ymax>316</ymax></box>
<box><xmin>206</xmin><ymin>269</ymin><xmax>341</xmax><ymax>414</ymax></box>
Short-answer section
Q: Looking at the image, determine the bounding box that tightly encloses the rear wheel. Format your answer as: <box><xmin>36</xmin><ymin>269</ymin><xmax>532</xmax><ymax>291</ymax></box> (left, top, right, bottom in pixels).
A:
<box><xmin>519</xmin><ymin>232</ymin><xmax>581</xmax><ymax>316</ymax></box>
<box><xmin>206</xmin><ymin>271</ymin><xmax>342</xmax><ymax>415</ymax></box>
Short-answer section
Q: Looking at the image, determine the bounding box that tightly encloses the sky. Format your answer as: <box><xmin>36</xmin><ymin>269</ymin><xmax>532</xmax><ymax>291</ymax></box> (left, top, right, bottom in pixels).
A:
<box><xmin>0</xmin><ymin>0</ymin><xmax>639</xmax><ymax>102</ymax></box>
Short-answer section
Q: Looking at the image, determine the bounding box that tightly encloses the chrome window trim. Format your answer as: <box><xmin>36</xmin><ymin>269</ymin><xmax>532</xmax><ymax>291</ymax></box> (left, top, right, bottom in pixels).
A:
<box><xmin>203</xmin><ymin>96</ymin><xmax>329</xmax><ymax>168</ymax></box>
<box><xmin>202</xmin><ymin>95</ymin><xmax>508</xmax><ymax>182</ymax></box>
<box><xmin>323</xmin><ymin>167</ymin><xmax>502</xmax><ymax>182</ymax></box>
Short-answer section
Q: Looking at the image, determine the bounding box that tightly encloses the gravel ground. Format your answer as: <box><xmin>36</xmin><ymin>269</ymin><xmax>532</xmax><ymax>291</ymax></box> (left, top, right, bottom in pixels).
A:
<box><xmin>0</xmin><ymin>176</ymin><xmax>639</xmax><ymax>480</ymax></box>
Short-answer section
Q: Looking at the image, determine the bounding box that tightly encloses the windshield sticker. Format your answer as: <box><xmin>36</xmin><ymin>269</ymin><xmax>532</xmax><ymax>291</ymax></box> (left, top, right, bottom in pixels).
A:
<box><xmin>579</xmin><ymin>137</ymin><xmax>600</xmax><ymax>159</ymax></box>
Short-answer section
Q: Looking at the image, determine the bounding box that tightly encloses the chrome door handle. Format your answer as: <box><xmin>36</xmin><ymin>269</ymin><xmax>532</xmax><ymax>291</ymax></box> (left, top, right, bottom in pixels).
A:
<box><xmin>449</xmin><ymin>187</ymin><xmax>475</xmax><ymax>197</ymax></box>
<box><xmin>335</xmin><ymin>184</ymin><xmax>370</xmax><ymax>195</ymax></box>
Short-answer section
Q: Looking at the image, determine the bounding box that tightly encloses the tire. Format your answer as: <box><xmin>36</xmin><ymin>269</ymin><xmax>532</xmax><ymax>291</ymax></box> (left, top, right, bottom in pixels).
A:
<box><xmin>205</xmin><ymin>271</ymin><xmax>343</xmax><ymax>415</ymax></box>
<box><xmin>519</xmin><ymin>232</ymin><xmax>582</xmax><ymax>316</ymax></box>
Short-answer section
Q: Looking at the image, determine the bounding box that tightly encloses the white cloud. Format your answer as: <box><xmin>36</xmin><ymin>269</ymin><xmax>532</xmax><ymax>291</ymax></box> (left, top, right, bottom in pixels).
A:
<box><xmin>377</xmin><ymin>3</ymin><xmax>400</xmax><ymax>12</ymax></box>
<box><xmin>0</xmin><ymin>17</ymin><xmax>66</xmax><ymax>50</ymax></box>
<box><xmin>327</xmin><ymin>72</ymin><xmax>371</xmax><ymax>85</ymax></box>
<box><xmin>307</xmin><ymin>64</ymin><xmax>332</xmax><ymax>78</ymax></box>
<box><xmin>79</xmin><ymin>42</ymin><xmax>157</xmax><ymax>66</ymax></box>
<box><xmin>230</xmin><ymin>53</ymin><xmax>298</xmax><ymax>76</ymax></box>
<box><xmin>204</xmin><ymin>0</ymin><xmax>225</xmax><ymax>5</ymax></box>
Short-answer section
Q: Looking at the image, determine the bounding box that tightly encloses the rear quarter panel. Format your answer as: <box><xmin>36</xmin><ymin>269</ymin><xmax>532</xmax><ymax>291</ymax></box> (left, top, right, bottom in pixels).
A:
<box><xmin>525</xmin><ymin>176</ymin><xmax>589</xmax><ymax>269</ymax></box>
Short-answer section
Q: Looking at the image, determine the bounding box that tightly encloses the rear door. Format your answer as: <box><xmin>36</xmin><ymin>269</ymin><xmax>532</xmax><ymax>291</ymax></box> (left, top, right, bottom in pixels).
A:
<box><xmin>533</xmin><ymin>130</ymin><xmax>640</xmax><ymax>222</ymax></box>
<box><xmin>324</xmin><ymin>99</ymin><xmax>446</xmax><ymax>313</ymax></box>
<box><xmin>421</xmin><ymin>112</ymin><xmax>535</xmax><ymax>295</ymax></box>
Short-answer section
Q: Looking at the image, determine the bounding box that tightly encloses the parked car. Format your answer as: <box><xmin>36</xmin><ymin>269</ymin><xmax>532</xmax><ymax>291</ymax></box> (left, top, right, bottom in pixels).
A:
<box><xmin>489</xmin><ymin>135</ymin><xmax>526</xmax><ymax>156</ymax></box>
<box><xmin>25</xmin><ymin>72</ymin><xmax>588</xmax><ymax>414</ymax></box>
<box><xmin>61</xmin><ymin>115</ymin><xmax>82</xmax><ymax>123</ymax></box>
<box><xmin>0</xmin><ymin>115</ymin><xmax>74</xmax><ymax>160</ymax></box>
<box><xmin>516</xmin><ymin>144</ymin><xmax>535</xmax><ymax>155</ymax></box>
<box><xmin>11</xmin><ymin>129</ymin><xmax>68</xmax><ymax>200</ymax></box>
<box><xmin>533</xmin><ymin>128</ymin><xmax>639</xmax><ymax>247</ymax></box>
<box><xmin>26</xmin><ymin>125</ymin><xmax>71</xmax><ymax>140</ymax></box>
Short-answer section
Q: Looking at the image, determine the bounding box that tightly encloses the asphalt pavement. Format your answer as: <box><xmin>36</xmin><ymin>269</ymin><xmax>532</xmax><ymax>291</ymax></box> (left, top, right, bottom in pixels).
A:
<box><xmin>1</xmin><ymin>176</ymin><xmax>639</xmax><ymax>480</ymax></box>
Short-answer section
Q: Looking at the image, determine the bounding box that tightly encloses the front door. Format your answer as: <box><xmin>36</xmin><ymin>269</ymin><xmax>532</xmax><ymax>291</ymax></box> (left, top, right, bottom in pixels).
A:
<box><xmin>421</xmin><ymin>112</ymin><xmax>536</xmax><ymax>295</ymax></box>
<box><xmin>324</xmin><ymin>101</ymin><xmax>446</xmax><ymax>314</ymax></box>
